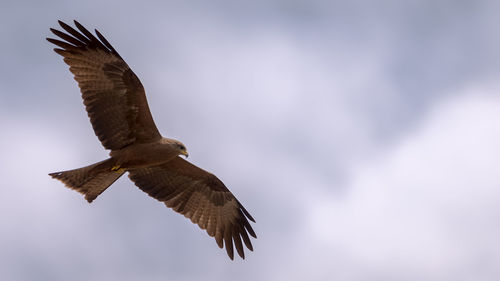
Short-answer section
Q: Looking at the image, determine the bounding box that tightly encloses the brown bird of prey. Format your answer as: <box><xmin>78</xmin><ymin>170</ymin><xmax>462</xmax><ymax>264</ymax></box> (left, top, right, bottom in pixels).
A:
<box><xmin>47</xmin><ymin>20</ymin><xmax>256</xmax><ymax>260</ymax></box>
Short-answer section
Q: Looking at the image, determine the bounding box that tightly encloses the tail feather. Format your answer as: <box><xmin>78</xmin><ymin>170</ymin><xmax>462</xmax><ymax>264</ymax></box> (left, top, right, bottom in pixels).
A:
<box><xmin>49</xmin><ymin>158</ymin><xmax>124</xmax><ymax>203</ymax></box>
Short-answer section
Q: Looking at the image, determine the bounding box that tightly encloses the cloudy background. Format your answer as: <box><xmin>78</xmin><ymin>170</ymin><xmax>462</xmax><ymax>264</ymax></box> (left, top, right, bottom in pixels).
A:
<box><xmin>1</xmin><ymin>0</ymin><xmax>500</xmax><ymax>280</ymax></box>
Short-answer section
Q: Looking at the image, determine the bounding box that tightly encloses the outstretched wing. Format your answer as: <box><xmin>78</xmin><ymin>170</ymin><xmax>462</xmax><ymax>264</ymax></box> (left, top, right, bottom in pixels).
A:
<box><xmin>47</xmin><ymin>20</ymin><xmax>161</xmax><ymax>151</ymax></box>
<box><xmin>128</xmin><ymin>157</ymin><xmax>256</xmax><ymax>260</ymax></box>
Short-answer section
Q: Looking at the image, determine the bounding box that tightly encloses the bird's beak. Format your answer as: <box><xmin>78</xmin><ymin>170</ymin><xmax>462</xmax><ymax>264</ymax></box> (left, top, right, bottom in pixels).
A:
<box><xmin>181</xmin><ymin>149</ymin><xmax>189</xmax><ymax>158</ymax></box>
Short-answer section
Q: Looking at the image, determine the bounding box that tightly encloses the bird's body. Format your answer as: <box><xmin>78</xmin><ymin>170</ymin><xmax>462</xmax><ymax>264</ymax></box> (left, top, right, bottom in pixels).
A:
<box><xmin>47</xmin><ymin>20</ymin><xmax>255</xmax><ymax>260</ymax></box>
<box><xmin>110</xmin><ymin>138</ymin><xmax>187</xmax><ymax>170</ymax></box>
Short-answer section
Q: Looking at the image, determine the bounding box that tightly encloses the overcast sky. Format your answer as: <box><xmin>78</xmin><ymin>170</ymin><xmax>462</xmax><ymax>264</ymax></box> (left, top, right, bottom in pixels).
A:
<box><xmin>1</xmin><ymin>1</ymin><xmax>500</xmax><ymax>280</ymax></box>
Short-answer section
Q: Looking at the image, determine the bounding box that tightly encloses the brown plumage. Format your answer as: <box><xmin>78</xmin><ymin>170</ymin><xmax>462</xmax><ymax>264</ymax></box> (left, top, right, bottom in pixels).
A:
<box><xmin>47</xmin><ymin>20</ymin><xmax>256</xmax><ymax>260</ymax></box>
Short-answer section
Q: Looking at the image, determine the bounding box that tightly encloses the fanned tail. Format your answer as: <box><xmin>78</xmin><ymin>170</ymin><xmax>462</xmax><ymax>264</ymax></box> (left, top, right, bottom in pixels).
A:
<box><xmin>49</xmin><ymin>158</ymin><xmax>124</xmax><ymax>203</ymax></box>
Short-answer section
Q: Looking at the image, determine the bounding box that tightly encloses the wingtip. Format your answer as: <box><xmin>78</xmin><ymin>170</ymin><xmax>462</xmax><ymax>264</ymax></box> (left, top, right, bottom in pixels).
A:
<box><xmin>73</xmin><ymin>20</ymin><xmax>84</xmax><ymax>30</ymax></box>
<box><xmin>53</xmin><ymin>48</ymin><xmax>66</xmax><ymax>56</ymax></box>
<box><xmin>46</xmin><ymin>38</ymin><xmax>58</xmax><ymax>44</ymax></box>
<box><xmin>58</xmin><ymin>20</ymin><xmax>68</xmax><ymax>29</ymax></box>
<box><xmin>238</xmin><ymin>252</ymin><xmax>245</xmax><ymax>260</ymax></box>
<box><xmin>239</xmin><ymin>203</ymin><xmax>256</xmax><ymax>223</ymax></box>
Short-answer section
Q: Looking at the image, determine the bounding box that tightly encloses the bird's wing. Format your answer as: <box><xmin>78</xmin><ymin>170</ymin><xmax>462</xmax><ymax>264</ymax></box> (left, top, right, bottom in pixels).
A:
<box><xmin>128</xmin><ymin>157</ymin><xmax>256</xmax><ymax>260</ymax></box>
<box><xmin>47</xmin><ymin>20</ymin><xmax>161</xmax><ymax>151</ymax></box>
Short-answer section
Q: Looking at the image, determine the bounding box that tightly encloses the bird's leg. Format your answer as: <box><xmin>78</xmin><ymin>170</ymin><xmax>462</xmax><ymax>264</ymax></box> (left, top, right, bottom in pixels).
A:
<box><xmin>111</xmin><ymin>164</ymin><xmax>124</xmax><ymax>173</ymax></box>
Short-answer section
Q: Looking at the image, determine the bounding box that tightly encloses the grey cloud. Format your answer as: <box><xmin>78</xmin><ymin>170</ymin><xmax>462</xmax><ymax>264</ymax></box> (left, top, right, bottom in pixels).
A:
<box><xmin>1</xmin><ymin>0</ymin><xmax>500</xmax><ymax>280</ymax></box>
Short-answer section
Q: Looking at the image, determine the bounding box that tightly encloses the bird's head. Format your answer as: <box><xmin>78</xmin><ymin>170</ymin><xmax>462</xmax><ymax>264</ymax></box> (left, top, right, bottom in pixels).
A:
<box><xmin>160</xmin><ymin>138</ymin><xmax>189</xmax><ymax>158</ymax></box>
<box><xmin>173</xmin><ymin>140</ymin><xmax>189</xmax><ymax>158</ymax></box>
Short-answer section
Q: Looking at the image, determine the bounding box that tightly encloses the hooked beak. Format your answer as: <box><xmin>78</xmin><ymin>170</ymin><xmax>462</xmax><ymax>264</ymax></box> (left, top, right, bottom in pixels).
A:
<box><xmin>180</xmin><ymin>149</ymin><xmax>189</xmax><ymax>158</ymax></box>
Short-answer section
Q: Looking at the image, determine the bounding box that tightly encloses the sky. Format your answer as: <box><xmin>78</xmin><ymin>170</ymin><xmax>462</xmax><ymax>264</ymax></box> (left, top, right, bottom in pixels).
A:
<box><xmin>1</xmin><ymin>0</ymin><xmax>500</xmax><ymax>280</ymax></box>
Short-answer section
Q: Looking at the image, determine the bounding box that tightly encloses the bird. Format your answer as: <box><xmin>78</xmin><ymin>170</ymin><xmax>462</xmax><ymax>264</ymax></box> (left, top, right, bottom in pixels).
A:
<box><xmin>47</xmin><ymin>20</ymin><xmax>256</xmax><ymax>260</ymax></box>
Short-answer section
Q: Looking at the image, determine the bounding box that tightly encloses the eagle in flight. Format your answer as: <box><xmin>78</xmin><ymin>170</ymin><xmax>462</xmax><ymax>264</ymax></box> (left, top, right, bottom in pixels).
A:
<box><xmin>47</xmin><ymin>20</ymin><xmax>256</xmax><ymax>260</ymax></box>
